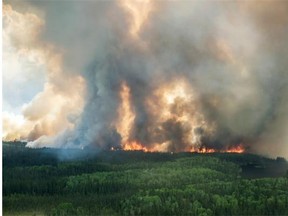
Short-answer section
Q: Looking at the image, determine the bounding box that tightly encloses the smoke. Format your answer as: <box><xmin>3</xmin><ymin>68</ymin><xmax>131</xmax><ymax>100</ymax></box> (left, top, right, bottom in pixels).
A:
<box><xmin>2</xmin><ymin>3</ymin><xmax>85</xmax><ymax>143</ymax></box>
<box><xmin>3</xmin><ymin>0</ymin><xmax>288</xmax><ymax>157</ymax></box>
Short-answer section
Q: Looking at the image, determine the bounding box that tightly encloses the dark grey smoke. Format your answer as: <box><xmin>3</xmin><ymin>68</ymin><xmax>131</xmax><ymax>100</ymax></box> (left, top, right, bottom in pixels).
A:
<box><xmin>9</xmin><ymin>0</ymin><xmax>287</xmax><ymax>157</ymax></box>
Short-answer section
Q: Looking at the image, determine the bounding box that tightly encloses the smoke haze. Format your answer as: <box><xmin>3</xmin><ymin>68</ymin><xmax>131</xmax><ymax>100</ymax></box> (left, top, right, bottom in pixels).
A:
<box><xmin>3</xmin><ymin>0</ymin><xmax>288</xmax><ymax>158</ymax></box>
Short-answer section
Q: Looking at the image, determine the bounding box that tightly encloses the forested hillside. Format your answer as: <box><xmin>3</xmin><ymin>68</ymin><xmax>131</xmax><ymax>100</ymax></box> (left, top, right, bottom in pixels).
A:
<box><xmin>3</xmin><ymin>142</ymin><xmax>288</xmax><ymax>216</ymax></box>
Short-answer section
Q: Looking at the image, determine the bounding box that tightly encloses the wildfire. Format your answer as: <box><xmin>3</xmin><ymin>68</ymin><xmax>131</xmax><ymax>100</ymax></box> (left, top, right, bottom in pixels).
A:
<box><xmin>115</xmin><ymin>81</ymin><xmax>135</xmax><ymax>148</ymax></box>
<box><xmin>190</xmin><ymin>145</ymin><xmax>245</xmax><ymax>154</ymax></box>
<box><xmin>115</xmin><ymin>80</ymin><xmax>245</xmax><ymax>154</ymax></box>
<box><xmin>146</xmin><ymin>78</ymin><xmax>215</xmax><ymax>150</ymax></box>
<box><xmin>123</xmin><ymin>141</ymin><xmax>148</xmax><ymax>152</ymax></box>
<box><xmin>147</xmin><ymin>78</ymin><xmax>197</xmax><ymax>123</ymax></box>
<box><xmin>115</xmin><ymin>82</ymin><xmax>149</xmax><ymax>151</ymax></box>
<box><xmin>190</xmin><ymin>147</ymin><xmax>215</xmax><ymax>153</ymax></box>
<box><xmin>226</xmin><ymin>145</ymin><xmax>245</xmax><ymax>153</ymax></box>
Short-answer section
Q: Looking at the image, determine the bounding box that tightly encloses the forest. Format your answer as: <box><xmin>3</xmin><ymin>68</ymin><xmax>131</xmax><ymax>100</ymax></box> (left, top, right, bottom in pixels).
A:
<box><xmin>3</xmin><ymin>141</ymin><xmax>288</xmax><ymax>216</ymax></box>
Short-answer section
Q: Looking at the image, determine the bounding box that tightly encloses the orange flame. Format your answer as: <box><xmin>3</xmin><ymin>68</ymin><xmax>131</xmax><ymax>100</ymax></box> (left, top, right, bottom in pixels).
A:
<box><xmin>190</xmin><ymin>147</ymin><xmax>216</xmax><ymax>153</ymax></box>
<box><xmin>115</xmin><ymin>82</ymin><xmax>135</xmax><ymax>147</ymax></box>
<box><xmin>226</xmin><ymin>145</ymin><xmax>245</xmax><ymax>153</ymax></box>
<box><xmin>190</xmin><ymin>145</ymin><xmax>245</xmax><ymax>154</ymax></box>
<box><xmin>115</xmin><ymin>82</ymin><xmax>148</xmax><ymax>151</ymax></box>
<box><xmin>115</xmin><ymin>81</ymin><xmax>246</xmax><ymax>154</ymax></box>
<box><xmin>123</xmin><ymin>141</ymin><xmax>148</xmax><ymax>152</ymax></box>
<box><xmin>145</xmin><ymin>78</ymin><xmax>215</xmax><ymax>150</ymax></box>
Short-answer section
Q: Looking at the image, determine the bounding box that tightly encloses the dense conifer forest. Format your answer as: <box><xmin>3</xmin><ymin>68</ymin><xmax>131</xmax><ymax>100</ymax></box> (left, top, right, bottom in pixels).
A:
<box><xmin>3</xmin><ymin>141</ymin><xmax>288</xmax><ymax>215</ymax></box>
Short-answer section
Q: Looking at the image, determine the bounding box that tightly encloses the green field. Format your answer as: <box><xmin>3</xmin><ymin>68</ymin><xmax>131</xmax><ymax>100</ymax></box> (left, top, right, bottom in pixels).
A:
<box><xmin>3</xmin><ymin>142</ymin><xmax>288</xmax><ymax>216</ymax></box>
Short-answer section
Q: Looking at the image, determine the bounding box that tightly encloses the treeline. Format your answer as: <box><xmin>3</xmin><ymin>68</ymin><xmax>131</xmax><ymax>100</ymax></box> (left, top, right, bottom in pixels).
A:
<box><xmin>4</xmin><ymin>141</ymin><xmax>287</xmax><ymax>172</ymax></box>
<box><xmin>3</xmin><ymin>142</ymin><xmax>288</xmax><ymax>215</ymax></box>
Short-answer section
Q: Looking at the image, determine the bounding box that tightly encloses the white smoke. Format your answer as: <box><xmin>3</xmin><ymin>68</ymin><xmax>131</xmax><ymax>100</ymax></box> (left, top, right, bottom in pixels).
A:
<box><xmin>3</xmin><ymin>0</ymin><xmax>288</xmax><ymax>157</ymax></box>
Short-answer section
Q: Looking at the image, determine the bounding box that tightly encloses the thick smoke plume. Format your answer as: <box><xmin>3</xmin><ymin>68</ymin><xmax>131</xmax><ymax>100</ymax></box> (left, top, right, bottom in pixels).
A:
<box><xmin>3</xmin><ymin>0</ymin><xmax>288</xmax><ymax>158</ymax></box>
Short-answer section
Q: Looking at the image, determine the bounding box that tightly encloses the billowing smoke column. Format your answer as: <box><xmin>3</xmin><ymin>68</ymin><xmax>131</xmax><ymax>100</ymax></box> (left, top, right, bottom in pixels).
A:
<box><xmin>3</xmin><ymin>1</ymin><xmax>288</xmax><ymax>157</ymax></box>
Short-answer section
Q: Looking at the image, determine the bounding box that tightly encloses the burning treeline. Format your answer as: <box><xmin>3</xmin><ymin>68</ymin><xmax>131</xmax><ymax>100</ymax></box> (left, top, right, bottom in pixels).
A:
<box><xmin>3</xmin><ymin>1</ymin><xmax>288</xmax><ymax>156</ymax></box>
<box><xmin>115</xmin><ymin>80</ymin><xmax>244</xmax><ymax>153</ymax></box>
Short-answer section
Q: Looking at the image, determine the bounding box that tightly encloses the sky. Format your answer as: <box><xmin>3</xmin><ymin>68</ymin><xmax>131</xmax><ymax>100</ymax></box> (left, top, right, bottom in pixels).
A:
<box><xmin>2</xmin><ymin>0</ymin><xmax>288</xmax><ymax>158</ymax></box>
